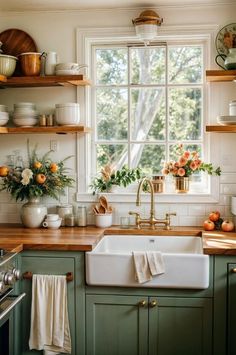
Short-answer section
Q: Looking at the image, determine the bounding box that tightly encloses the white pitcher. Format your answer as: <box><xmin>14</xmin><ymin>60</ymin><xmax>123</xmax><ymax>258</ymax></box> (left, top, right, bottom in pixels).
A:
<box><xmin>45</xmin><ymin>51</ymin><xmax>58</xmax><ymax>75</ymax></box>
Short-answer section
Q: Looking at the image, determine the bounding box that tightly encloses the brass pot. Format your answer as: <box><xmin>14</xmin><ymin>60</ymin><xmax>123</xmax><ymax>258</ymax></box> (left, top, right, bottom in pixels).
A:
<box><xmin>18</xmin><ymin>52</ymin><xmax>42</xmax><ymax>76</ymax></box>
<box><xmin>174</xmin><ymin>177</ymin><xmax>189</xmax><ymax>193</ymax></box>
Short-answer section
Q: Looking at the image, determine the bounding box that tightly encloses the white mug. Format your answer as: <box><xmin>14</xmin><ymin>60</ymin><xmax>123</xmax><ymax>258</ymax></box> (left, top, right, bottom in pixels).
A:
<box><xmin>46</xmin><ymin>214</ymin><xmax>59</xmax><ymax>221</ymax></box>
<box><xmin>45</xmin><ymin>52</ymin><xmax>58</xmax><ymax>75</ymax></box>
<box><xmin>43</xmin><ymin>218</ymin><xmax>62</xmax><ymax>229</ymax></box>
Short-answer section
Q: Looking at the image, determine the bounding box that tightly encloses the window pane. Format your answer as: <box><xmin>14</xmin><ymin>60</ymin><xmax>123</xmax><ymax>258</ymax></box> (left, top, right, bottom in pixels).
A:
<box><xmin>169</xmin><ymin>88</ymin><xmax>202</xmax><ymax>141</ymax></box>
<box><xmin>168</xmin><ymin>46</ymin><xmax>202</xmax><ymax>84</ymax></box>
<box><xmin>96</xmin><ymin>144</ymin><xmax>128</xmax><ymax>171</ymax></box>
<box><xmin>96</xmin><ymin>48</ymin><xmax>127</xmax><ymax>85</ymax></box>
<box><xmin>131</xmin><ymin>144</ymin><xmax>165</xmax><ymax>175</ymax></box>
<box><xmin>130</xmin><ymin>46</ymin><xmax>166</xmax><ymax>84</ymax></box>
<box><xmin>96</xmin><ymin>88</ymin><xmax>128</xmax><ymax>140</ymax></box>
<box><xmin>131</xmin><ymin>88</ymin><xmax>166</xmax><ymax>141</ymax></box>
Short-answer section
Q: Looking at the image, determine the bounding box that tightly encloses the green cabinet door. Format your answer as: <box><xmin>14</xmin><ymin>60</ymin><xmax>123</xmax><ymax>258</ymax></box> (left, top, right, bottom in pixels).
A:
<box><xmin>214</xmin><ymin>256</ymin><xmax>236</xmax><ymax>355</ymax></box>
<box><xmin>86</xmin><ymin>294</ymin><xmax>149</xmax><ymax>355</ymax></box>
<box><xmin>149</xmin><ymin>297</ymin><xmax>212</xmax><ymax>355</ymax></box>
<box><xmin>227</xmin><ymin>263</ymin><xmax>236</xmax><ymax>355</ymax></box>
<box><xmin>19</xmin><ymin>251</ymin><xmax>85</xmax><ymax>355</ymax></box>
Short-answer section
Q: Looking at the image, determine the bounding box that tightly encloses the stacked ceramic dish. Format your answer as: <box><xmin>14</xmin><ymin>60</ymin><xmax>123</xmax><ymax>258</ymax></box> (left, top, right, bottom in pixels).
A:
<box><xmin>217</xmin><ymin>116</ymin><xmax>236</xmax><ymax>125</ymax></box>
<box><xmin>0</xmin><ymin>104</ymin><xmax>9</xmax><ymax>126</ymax></box>
<box><xmin>55</xmin><ymin>63</ymin><xmax>87</xmax><ymax>76</ymax></box>
<box><xmin>217</xmin><ymin>100</ymin><xmax>236</xmax><ymax>125</ymax></box>
<box><xmin>12</xmin><ymin>102</ymin><xmax>38</xmax><ymax>127</ymax></box>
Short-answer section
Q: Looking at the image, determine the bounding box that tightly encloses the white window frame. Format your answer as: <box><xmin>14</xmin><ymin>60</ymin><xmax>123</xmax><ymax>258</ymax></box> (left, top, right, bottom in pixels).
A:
<box><xmin>76</xmin><ymin>24</ymin><xmax>220</xmax><ymax>204</ymax></box>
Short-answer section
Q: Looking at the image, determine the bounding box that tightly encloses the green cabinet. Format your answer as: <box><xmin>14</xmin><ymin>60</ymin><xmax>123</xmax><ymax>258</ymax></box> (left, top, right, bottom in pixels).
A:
<box><xmin>86</xmin><ymin>293</ymin><xmax>212</xmax><ymax>355</ymax></box>
<box><xmin>214</xmin><ymin>256</ymin><xmax>236</xmax><ymax>355</ymax></box>
<box><xmin>19</xmin><ymin>250</ymin><xmax>85</xmax><ymax>355</ymax></box>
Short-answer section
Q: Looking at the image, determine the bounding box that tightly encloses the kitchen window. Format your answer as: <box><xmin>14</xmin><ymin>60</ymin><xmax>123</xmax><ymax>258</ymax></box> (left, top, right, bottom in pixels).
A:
<box><xmin>76</xmin><ymin>26</ymin><xmax>219</xmax><ymax>202</ymax></box>
<box><xmin>91</xmin><ymin>42</ymin><xmax>205</xmax><ymax>191</ymax></box>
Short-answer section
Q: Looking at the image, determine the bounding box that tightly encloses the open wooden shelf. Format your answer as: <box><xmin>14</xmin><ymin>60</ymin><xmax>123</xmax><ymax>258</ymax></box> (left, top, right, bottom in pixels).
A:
<box><xmin>0</xmin><ymin>125</ymin><xmax>92</xmax><ymax>134</ymax></box>
<box><xmin>0</xmin><ymin>75</ymin><xmax>91</xmax><ymax>88</ymax></box>
<box><xmin>206</xmin><ymin>70</ymin><xmax>236</xmax><ymax>82</ymax></box>
<box><xmin>206</xmin><ymin>125</ymin><xmax>236</xmax><ymax>132</ymax></box>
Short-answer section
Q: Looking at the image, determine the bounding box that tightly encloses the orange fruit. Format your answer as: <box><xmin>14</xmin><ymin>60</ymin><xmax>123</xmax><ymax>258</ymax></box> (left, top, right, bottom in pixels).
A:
<box><xmin>0</xmin><ymin>166</ymin><xmax>9</xmax><ymax>177</ymax></box>
<box><xmin>35</xmin><ymin>173</ymin><xmax>46</xmax><ymax>184</ymax></box>
<box><xmin>50</xmin><ymin>163</ymin><xmax>58</xmax><ymax>173</ymax></box>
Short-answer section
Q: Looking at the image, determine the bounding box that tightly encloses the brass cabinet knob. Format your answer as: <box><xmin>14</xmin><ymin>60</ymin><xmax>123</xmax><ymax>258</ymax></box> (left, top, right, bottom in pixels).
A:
<box><xmin>231</xmin><ymin>268</ymin><xmax>236</xmax><ymax>273</ymax></box>
<box><xmin>149</xmin><ymin>300</ymin><xmax>157</xmax><ymax>308</ymax></box>
<box><xmin>138</xmin><ymin>300</ymin><xmax>146</xmax><ymax>307</ymax></box>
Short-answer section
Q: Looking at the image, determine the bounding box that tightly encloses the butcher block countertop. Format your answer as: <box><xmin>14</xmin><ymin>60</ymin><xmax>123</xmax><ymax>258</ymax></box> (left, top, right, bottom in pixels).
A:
<box><xmin>1</xmin><ymin>224</ymin><xmax>236</xmax><ymax>255</ymax></box>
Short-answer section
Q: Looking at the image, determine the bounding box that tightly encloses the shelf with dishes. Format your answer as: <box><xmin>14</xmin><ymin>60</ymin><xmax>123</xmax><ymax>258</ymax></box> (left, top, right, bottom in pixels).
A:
<box><xmin>0</xmin><ymin>125</ymin><xmax>92</xmax><ymax>134</ymax></box>
<box><xmin>0</xmin><ymin>74</ymin><xmax>91</xmax><ymax>88</ymax></box>
<box><xmin>206</xmin><ymin>70</ymin><xmax>236</xmax><ymax>82</ymax></box>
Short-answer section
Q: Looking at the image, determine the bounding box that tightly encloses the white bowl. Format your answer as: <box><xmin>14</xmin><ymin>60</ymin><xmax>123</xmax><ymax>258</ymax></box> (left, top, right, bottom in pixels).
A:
<box><xmin>0</xmin><ymin>54</ymin><xmax>17</xmax><ymax>77</ymax></box>
<box><xmin>0</xmin><ymin>105</ymin><xmax>8</xmax><ymax>112</ymax></box>
<box><xmin>55</xmin><ymin>103</ymin><xmax>80</xmax><ymax>125</ymax></box>
<box><xmin>14</xmin><ymin>102</ymin><xmax>36</xmax><ymax>109</ymax></box>
<box><xmin>0</xmin><ymin>112</ymin><xmax>9</xmax><ymax>126</ymax></box>
<box><xmin>42</xmin><ymin>218</ymin><xmax>62</xmax><ymax>229</ymax></box>
<box><xmin>56</xmin><ymin>62</ymin><xmax>79</xmax><ymax>70</ymax></box>
<box><xmin>55</xmin><ymin>69</ymin><xmax>80</xmax><ymax>76</ymax></box>
<box><xmin>95</xmin><ymin>214</ymin><xmax>112</xmax><ymax>228</ymax></box>
<box><xmin>13</xmin><ymin>117</ymin><xmax>38</xmax><ymax>127</ymax></box>
<box><xmin>13</xmin><ymin>112</ymin><xmax>38</xmax><ymax>118</ymax></box>
<box><xmin>46</xmin><ymin>214</ymin><xmax>60</xmax><ymax>221</ymax></box>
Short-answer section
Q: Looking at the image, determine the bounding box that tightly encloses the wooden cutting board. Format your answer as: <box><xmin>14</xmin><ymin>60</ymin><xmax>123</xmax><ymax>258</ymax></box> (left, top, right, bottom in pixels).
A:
<box><xmin>0</xmin><ymin>28</ymin><xmax>37</xmax><ymax>56</ymax></box>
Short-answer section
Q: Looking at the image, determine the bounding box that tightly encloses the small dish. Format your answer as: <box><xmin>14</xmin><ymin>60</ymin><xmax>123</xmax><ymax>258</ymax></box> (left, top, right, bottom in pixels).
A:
<box><xmin>55</xmin><ymin>69</ymin><xmax>80</xmax><ymax>76</ymax></box>
<box><xmin>217</xmin><ymin>115</ymin><xmax>236</xmax><ymax>121</ymax></box>
<box><xmin>13</xmin><ymin>117</ymin><xmax>38</xmax><ymax>126</ymax></box>
<box><xmin>215</xmin><ymin>23</ymin><xmax>236</xmax><ymax>56</ymax></box>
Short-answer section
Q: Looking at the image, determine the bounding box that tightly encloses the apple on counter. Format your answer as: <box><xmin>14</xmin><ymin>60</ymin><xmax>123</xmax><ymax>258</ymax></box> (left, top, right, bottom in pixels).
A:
<box><xmin>203</xmin><ymin>210</ymin><xmax>235</xmax><ymax>232</ymax></box>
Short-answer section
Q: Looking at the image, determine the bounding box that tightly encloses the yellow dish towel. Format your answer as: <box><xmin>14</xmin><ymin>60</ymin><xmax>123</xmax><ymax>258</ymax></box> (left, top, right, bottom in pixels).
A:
<box><xmin>29</xmin><ymin>274</ymin><xmax>71</xmax><ymax>354</ymax></box>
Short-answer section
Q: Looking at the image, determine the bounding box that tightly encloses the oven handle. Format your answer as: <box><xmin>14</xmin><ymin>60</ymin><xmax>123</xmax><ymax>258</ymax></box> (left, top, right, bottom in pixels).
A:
<box><xmin>0</xmin><ymin>293</ymin><xmax>26</xmax><ymax>321</ymax></box>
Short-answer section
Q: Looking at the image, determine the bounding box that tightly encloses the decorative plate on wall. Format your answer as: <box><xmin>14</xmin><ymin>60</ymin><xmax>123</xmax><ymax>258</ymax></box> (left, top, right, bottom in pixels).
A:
<box><xmin>215</xmin><ymin>23</ymin><xmax>236</xmax><ymax>56</ymax></box>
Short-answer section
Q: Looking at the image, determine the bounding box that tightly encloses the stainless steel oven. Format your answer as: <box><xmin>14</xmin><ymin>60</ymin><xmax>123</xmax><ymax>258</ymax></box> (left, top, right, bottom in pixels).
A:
<box><xmin>0</xmin><ymin>248</ymin><xmax>25</xmax><ymax>355</ymax></box>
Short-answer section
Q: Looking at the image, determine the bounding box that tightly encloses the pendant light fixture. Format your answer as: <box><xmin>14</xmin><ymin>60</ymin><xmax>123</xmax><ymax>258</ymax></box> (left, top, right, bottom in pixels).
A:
<box><xmin>132</xmin><ymin>10</ymin><xmax>163</xmax><ymax>45</ymax></box>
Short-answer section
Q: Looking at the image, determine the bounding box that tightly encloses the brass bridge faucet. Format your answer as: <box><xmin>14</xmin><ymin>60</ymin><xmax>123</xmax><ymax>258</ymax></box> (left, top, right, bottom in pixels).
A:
<box><xmin>129</xmin><ymin>177</ymin><xmax>176</xmax><ymax>230</ymax></box>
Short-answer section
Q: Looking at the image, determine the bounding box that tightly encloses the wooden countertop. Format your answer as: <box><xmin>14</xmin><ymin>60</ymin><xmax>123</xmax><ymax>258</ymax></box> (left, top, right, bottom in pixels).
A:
<box><xmin>0</xmin><ymin>224</ymin><xmax>104</xmax><ymax>251</ymax></box>
<box><xmin>1</xmin><ymin>224</ymin><xmax>236</xmax><ymax>255</ymax></box>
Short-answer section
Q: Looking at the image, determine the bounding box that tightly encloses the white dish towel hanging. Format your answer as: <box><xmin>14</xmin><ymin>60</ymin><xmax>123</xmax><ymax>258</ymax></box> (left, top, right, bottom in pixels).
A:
<box><xmin>29</xmin><ymin>274</ymin><xmax>71</xmax><ymax>355</ymax></box>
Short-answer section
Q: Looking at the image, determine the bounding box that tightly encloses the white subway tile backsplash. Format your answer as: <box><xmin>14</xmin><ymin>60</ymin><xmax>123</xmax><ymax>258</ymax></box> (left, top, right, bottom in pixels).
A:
<box><xmin>188</xmin><ymin>204</ymin><xmax>205</xmax><ymax>216</ymax></box>
<box><xmin>220</xmin><ymin>184</ymin><xmax>236</xmax><ymax>195</ymax></box>
<box><xmin>220</xmin><ymin>174</ymin><xmax>236</xmax><ymax>184</ymax></box>
<box><xmin>179</xmin><ymin>216</ymin><xmax>197</xmax><ymax>226</ymax></box>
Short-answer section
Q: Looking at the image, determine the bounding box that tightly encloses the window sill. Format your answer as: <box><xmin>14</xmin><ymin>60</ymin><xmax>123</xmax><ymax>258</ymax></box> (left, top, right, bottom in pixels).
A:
<box><xmin>76</xmin><ymin>192</ymin><xmax>219</xmax><ymax>204</ymax></box>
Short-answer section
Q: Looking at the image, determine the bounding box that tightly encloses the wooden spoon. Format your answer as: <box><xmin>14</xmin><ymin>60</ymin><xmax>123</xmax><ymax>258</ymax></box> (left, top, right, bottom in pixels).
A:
<box><xmin>98</xmin><ymin>205</ymin><xmax>106</xmax><ymax>214</ymax></box>
<box><xmin>93</xmin><ymin>205</ymin><xmax>100</xmax><ymax>214</ymax></box>
<box><xmin>99</xmin><ymin>195</ymin><xmax>108</xmax><ymax>211</ymax></box>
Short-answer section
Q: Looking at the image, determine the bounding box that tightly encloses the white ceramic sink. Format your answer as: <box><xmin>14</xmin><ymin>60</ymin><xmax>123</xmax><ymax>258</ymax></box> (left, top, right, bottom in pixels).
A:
<box><xmin>86</xmin><ymin>235</ymin><xmax>209</xmax><ymax>289</ymax></box>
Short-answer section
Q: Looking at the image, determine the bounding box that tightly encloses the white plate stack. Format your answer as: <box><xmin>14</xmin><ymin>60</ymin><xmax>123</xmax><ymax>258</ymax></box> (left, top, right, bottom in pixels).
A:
<box><xmin>0</xmin><ymin>104</ymin><xmax>9</xmax><ymax>126</ymax></box>
<box><xmin>217</xmin><ymin>115</ymin><xmax>236</xmax><ymax>125</ymax></box>
<box><xmin>217</xmin><ymin>100</ymin><xmax>236</xmax><ymax>125</ymax></box>
<box><xmin>12</xmin><ymin>102</ymin><xmax>38</xmax><ymax>127</ymax></box>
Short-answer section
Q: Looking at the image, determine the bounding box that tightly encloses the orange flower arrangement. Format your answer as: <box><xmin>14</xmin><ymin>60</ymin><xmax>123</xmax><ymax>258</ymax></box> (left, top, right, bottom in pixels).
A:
<box><xmin>0</xmin><ymin>142</ymin><xmax>74</xmax><ymax>201</ymax></box>
<box><xmin>162</xmin><ymin>144</ymin><xmax>221</xmax><ymax>178</ymax></box>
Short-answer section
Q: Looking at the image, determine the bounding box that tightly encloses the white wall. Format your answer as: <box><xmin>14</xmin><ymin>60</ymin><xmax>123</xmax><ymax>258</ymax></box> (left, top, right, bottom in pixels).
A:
<box><xmin>0</xmin><ymin>3</ymin><xmax>236</xmax><ymax>226</ymax></box>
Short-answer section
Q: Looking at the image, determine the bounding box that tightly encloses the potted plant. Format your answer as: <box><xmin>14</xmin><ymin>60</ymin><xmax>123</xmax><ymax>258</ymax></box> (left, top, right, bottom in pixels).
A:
<box><xmin>161</xmin><ymin>144</ymin><xmax>221</xmax><ymax>193</ymax></box>
<box><xmin>90</xmin><ymin>164</ymin><xmax>142</xmax><ymax>195</ymax></box>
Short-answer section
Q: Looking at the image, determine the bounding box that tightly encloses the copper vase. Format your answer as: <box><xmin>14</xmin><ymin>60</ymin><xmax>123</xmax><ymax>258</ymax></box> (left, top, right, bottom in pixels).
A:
<box><xmin>174</xmin><ymin>177</ymin><xmax>189</xmax><ymax>193</ymax></box>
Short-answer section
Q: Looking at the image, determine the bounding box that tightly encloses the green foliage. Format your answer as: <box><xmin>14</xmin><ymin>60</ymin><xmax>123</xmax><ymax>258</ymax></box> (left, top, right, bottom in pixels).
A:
<box><xmin>0</xmin><ymin>141</ymin><xmax>74</xmax><ymax>202</ymax></box>
<box><xmin>90</xmin><ymin>165</ymin><xmax>142</xmax><ymax>195</ymax></box>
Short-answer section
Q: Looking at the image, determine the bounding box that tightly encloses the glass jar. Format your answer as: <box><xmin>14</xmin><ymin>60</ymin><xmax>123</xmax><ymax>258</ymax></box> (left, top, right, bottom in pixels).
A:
<box><xmin>57</xmin><ymin>204</ymin><xmax>73</xmax><ymax>226</ymax></box>
<box><xmin>76</xmin><ymin>206</ymin><xmax>87</xmax><ymax>227</ymax></box>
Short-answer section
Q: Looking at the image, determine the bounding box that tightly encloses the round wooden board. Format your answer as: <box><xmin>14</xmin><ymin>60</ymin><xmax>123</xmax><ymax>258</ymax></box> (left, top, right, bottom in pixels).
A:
<box><xmin>0</xmin><ymin>28</ymin><xmax>37</xmax><ymax>56</ymax></box>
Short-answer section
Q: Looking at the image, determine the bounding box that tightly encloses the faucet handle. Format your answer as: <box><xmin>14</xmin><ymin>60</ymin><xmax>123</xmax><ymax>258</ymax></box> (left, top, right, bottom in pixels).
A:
<box><xmin>129</xmin><ymin>211</ymin><xmax>141</xmax><ymax>228</ymax></box>
<box><xmin>166</xmin><ymin>212</ymin><xmax>177</xmax><ymax>218</ymax></box>
<box><xmin>165</xmin><ymin>212</ymin><xmax>177</xmax><ymax>230</ymax></box>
